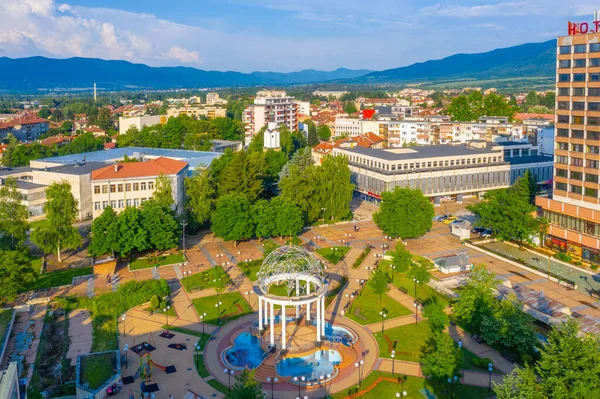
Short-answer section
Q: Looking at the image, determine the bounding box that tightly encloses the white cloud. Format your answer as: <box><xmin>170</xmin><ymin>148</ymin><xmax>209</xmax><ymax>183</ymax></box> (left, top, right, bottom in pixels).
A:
<box><xmin>475</xmin><ymin>23</ymin><xmax>505</xmax><ymax>31</ymax></box>
<box><xmin>420</xmin><ymin>2</ymin><xmax>539</xmax><ymax>18</ymax></box>
<box><xmin>162</xmin><ymin>46</ymin><xmax>201</xmax><ymax>64</ymax></box>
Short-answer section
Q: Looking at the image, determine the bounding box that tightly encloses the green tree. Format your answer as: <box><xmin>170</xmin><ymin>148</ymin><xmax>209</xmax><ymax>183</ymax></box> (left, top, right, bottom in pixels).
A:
<box><xmin>493</xmin><ymin>366</ymin><xmax>542</xmax><ymax>399</ymax></box>
<box><xmin>161</xmin><ymin>116</ymin><xmax>185</xmax><ymax>149</ymax></box>
<box><xmin>306</xmin><ymin>121</ymin><xmax>319</xmax><ymax>147</ymax></box>
<box><xmin>115</xmin><ymin>207</ymin><xmax>149</xmax><ymax>256</ymax></box>
<box><xmin>212</xmin><ymin>265</ymin><xmax>229</xmax><ymax>298</ymax></box>
<box><xmin>344</xmin><ymin>102</ymin><xmax>358</xmax><ymax>114</ymax></box>
<box><xmin>211</xmin><ymin>194</ymin><xmax>255</xmax><ymax>243</ymax></box>
<box><xmin>229</xmin><ymin>370</ymin><xmax>263</xmax><ymax>399</ymax></box>
<box><xmin>0</xmin><ymin>249</ymin><xmax>36</xmax><ymax>305</ymax></box>
<box><xmin>272</xmin><ymin>197</ymin><xmax>304</xmax><ymax>238</ymax></box>
<box><xmin>218</xmin><ymin>150</ymin><xmax>264</xmax><ymax>202</ymax></box>
<box><xmin>452</xmin><ymin>265</ymin><xmax>499</xmax><ymax>332</ymax></box>
<box><xmin>317</xmin><ymin>124</ymin><xmax>331</xmax><ymax>141</ymax></box>
<box><xmin>97</xmin><ymin>108</ymin><xmax>114</xmax><ymax>131</ymax></box>
<box><xmin>423</xmin><ymin>302</ymin><xmax>449</xmax><ymax>332</ymax></box>
<box><xmin>421</xmin><ymin>332</ymin><xmax>462</xmax><ymax>382</ymax></box>
<box><xmin>279</xmin><ymin>147</ymin><xmax>313</xmax><ymax>180</ymax></box>
<box><xmin>374</xmin><ymin>187</ymin><xmax>434</xmax><ymax>239</ymax></box>
<box><xmin>446</xmin><ymin>95</ymin><xmax>477</xmax><ymax>121</ymax></box>
<box><xmin>153</xmin><ymin>173</ymin><xmax>174</xmax><ymax>209</ymax></box>
<box><xmin>408</xmin><ymin>263</ymin><xmax>432</xmax><ymax>294</ymax></box>
<box><xmin>318</xmin><ymin>155</ymin><xmax>354</xmax><ymax>221</ymax></box>
<box><xmin>38</xmin><ymin>108</ymin><xmax>51</xmax><ymax>119</ymax></box>
<box><xmin>368</xmin><ymin>268</ymin><xmax>390</xmax><ymax>304</ymax></box>
<box><xmin>524</xmin><ymin>91</ymin><xmax>540</xmax><ymax>107</ymax></box>
<box><xmin>88</xmin><ymin>206</ymin><xmax>119</xmax><ymax>257</ymax></box>
<box><xmin>52</xmin><ymin>109</ymin><xmax>64</xmax><ymax>122</ymax></box>
<box><xmin>0</xmin><ymin>177</ymin><xmax>29</xmax><ymax>250</ymax></box>
<box><xmin>390</xmin><ymin>242</ymin><xmax>412</xmax><ymax>281</ymax></box>
<box><xmin>185</xmin><ymin>170</ymin><xmax>216</xmax><ymax>226</ymax></box>
<box><xmin>252</xmin><ymin>199</ymin><xmax>276</xmax><ymax>240</ymax></box>
<box><xmin>141</xmin><ymin>201</ymin><xmax>179</xmax><ymax>254</ymax></box>
<box><xmin>30</xmin><ymin>181</ymin><xmax>81</xmax><ymax>262</ymax></box>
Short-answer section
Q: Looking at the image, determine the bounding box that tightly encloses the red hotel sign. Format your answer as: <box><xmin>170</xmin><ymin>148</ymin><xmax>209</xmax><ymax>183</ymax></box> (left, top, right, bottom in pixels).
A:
<box><xmin>568</xmin><ymin>21</ymin><xmax>600</xmax><ymax>35</ymax></box>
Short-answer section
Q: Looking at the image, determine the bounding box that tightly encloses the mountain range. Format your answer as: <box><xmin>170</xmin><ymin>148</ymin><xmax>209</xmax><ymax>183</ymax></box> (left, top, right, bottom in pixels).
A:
<box><xmin>0</xmin><ymin>39</ymin><xmax>557</xmax><ymax>92</ymax></box>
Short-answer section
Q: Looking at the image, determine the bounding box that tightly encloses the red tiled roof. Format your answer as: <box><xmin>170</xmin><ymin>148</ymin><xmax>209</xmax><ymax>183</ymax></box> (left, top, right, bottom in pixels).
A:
<box><xmin>84</xmin><ymin>127</ymin><xmax>106</xmax><ymax>133</ymax></box>
<box><xmin>514</xmin><ymin>113</ymin><xmax>554</xmax><ymax>122</ymax></box>
<box><xmin>104</xmin><ymin>142</ymin><xmax>116</xmax><ymax>149</ymax></box>
<box><xmin>40</xmin><ymin>135</ymin><xmax>72</xmax><ymax>146</ymax></box>
<box><xmin>0</xmin><ymin>115</ymin><xmax>50</xmax><ymax>129</ymax></box>
<box><xmin>91</xmin><ymin>157</ymin><xmax>188</xmax><ymax>180</ymax></box>
<box><xmin>312</xmin><ymin>142</ymin><xmax>335</xmax><ymax>154</ymax></box>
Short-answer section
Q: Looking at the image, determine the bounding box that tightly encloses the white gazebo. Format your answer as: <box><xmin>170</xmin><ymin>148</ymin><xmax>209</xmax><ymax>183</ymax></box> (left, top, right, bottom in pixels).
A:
<box><xmin>254</xmin><ymin>245</ymin><xmax>329</xmax><ymax>350</ymax></box>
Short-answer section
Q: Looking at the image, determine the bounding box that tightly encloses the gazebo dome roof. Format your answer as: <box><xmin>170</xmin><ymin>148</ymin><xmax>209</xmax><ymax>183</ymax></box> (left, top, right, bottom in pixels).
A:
<box><xmin>258</xmin><ymin>245</ymin><xmax>324</xmax><ymax>280</ymax></box>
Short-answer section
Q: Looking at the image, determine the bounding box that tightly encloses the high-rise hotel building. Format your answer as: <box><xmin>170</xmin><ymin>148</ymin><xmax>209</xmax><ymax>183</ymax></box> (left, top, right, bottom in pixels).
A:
<box><xmin>536</xmin><ymin>23</ymin><xmax>600</xmax><ymax>265</ymax></box>
<box><xmin>243</xmin><ymin>90</ymin><xmax>298</xmax><ymax>143</ymax></box>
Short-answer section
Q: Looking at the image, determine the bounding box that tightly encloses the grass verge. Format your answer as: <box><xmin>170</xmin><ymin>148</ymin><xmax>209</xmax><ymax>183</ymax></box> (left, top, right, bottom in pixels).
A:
<box><xmin>191</xmin><ymin>292</ymin><xmax>252</xmax><ymax>326</ymax></box>
<box><xmin>25</xmin><ymin>266</ymin><xmax>93</xmax><ymax>291</ymax></box>
<box><xmin>347</xmin><ymin>285</ymin><xmax>412</xmax><ymax>325</ymax></box>
<box><xmin>182</xmin><ymin>266</ymin><xmax>232</xmax><ymax>292</ymax></box>
<box><xmin>352</xmin><ymin>246</ymin><xmax>372</xmax><ymax>269</ymax></box>
<box><xmin>129</xmin><ymin>253</ymin><xmax>185</xmax><ymax>270</ymax></box>
<box><xmin>80</xmin><ymin>352</ymin><xmax>117</xmax><ymax>390</ymax></box>
<box><xmin>317</xmin><ymin>246</ymin><xmax>350</xmax><ymax>265</ymax></box>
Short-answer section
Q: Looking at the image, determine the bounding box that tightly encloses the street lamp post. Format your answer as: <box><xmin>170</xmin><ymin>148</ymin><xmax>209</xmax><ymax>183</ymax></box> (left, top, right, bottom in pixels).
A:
<box><xmin>391</xmin><ymin>265</ymin><xmax>396</xmax><ymax>282</ymax></box>
<box><xmin>448</xmin><ymin>376</ymin><xmax>458</xmax><ymax>399</ymax></box>
<box><xmin>319</xmin><ymin>375</ymin><xmax>325</xmax><ymax>399</ymax></box>
<box><xmin>181</xmin><ymin>220</ymin><xmax>187</xmax><ymax>256</ymax></box>
<box><xmin>123</xmin><ymin>344</ymin><xmax>128</xmax><ymax>369</ymax></box>
<box><xmin>163</xmin><ymin>305</ymin><xmax>171</xmax><ymax>330</ymax></box>
<box><xmin>200</xmin><ymin>312</ymin><xmax>207</xmax><ymax>335</ymax></box>
<box><xmin>413</xmin><ymin>278</ymin><xmax>419</xmax><ymax>297</ymax></box>
<box><xmin>266</xmin><ymin>377</ymin><xmax>278</xmax><ymax>399</ymax></box>
<box><xmin>293</xmin><ymin>376</ymin><xmax>305</xmax><ymax>397</ymax></box>
<box><xmin>488</xmin><ymin>362</ymin><xmax>493</xmax><ymax>392</ymax></box>
<box><xmin>321</xmin><ymin>207</ymin><xmax>326</xmax><ymax>221</ymax></box>
<box><xmin>121</xmin><ymin>314</ymin><xmax>126</xmax><ymax>337</ymax></box>
<box><xmin>379</xmin><ymin>310</ymin><xmax>387</xmax><ymax>333</ymax></box>
<box><xmin>216</xmin><ymin>301</ymin><xmax>223</xmax><ymax>324</ymax></box>
<box><xmin>245</xmin><ymin>291</ymin><xmax>253</xmax><ymax>307</ymax></box>
<box><xmin>183</xmin><ymin>270</ymin><xmax>191</xmax><ymax>291</ymax></box>
<box><xmin>391</xmin><ymin>350</ymin><xmax>396</xmax><ymax>376</ymax></box>
<box><xmin>314</xmin><ymin>236</ymin><xmax>319</xmax><ymax>249</ymax></box>
<box><xmin>224</xmin><ymin>368</ymin><xmax>234</xmax><ymax>393</ymax></box>
<box><xmin>413</xmin><ymin>302</ymin><xmax>420</xmax><ymax>324</ymax></box>
<box><xmin>395</xmin><ymin>392</ymin><xmax>407</xmax><ymax>398</ymax></box>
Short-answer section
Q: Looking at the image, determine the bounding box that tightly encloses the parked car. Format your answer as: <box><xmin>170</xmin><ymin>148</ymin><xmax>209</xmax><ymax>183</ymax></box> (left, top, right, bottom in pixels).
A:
<box><xmin>433</xmin><ymin>214</ymin><xmax>449</xmax><ymax>222</ymax></box>
<box><xmin>481</xmin><ymin>229</ymin><xmax>493</xmax><ymax>238</ymax></box>
<box><xmin>443</xmin><ymin>216</ymin><xmax>458</xmax><ymax>225</ymax></box>
<box><xmin>451</xmin><ymin>218</ymin><xmax>465</xmax><ymax>225</ymax></box>
<box><xmin>472</xmin><ymin>227</ymin><xmax>486</xmax><ymax>234</ymax></box>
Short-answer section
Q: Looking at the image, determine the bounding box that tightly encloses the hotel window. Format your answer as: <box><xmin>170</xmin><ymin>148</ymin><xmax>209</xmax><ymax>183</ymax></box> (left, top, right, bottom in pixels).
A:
<box><xmin>591</xmin><ymin>43</ymin><xmax>600</xmax><ymax>52</ymax></box>
<box><xmin>591</xmin><ymin>58</ymin><xmax>600</xmax><ymax>66</ymax></box>
<box><xmin>110</xmin><ymin>184</ymin><xmax>116</xmax><ymax>193</ymax></box>
<box><xmin>410</xmin><ymin>163</ymin><xmax>414</xmax><ymax>169</ymax></box>
<box><xmin>574</xmin><ymin>87</ymin><xmax>586</xmax><ymax>96</ymax></box>
<box><xmin>117</xmin><ymin>184</ymin><xmax>123</xmax><ymax>193</ymax></box>
<box><xmin>570</xmin><ymin>171</ymin><xmax>583</xmax><ymax>180</ymax></box>
<box><xmin>590</xmin><ymin>88</ymin><xmax>600</xmax><ymax>97</ymax></box>
<box><xmin>559</xmin><ymin>60</ymin><xmax>571</xmax><ymax>68</ymax></box>
<box><xmin>461</xmin><ymin>159</ymin><xmax>466</xmax><ymax>165</ymax></box>
<box><xmin>557</xmin><ymin>142</ymin><xmax>569</xmax><ymax>151</ymax></box>
<box><xmin>556</xmin><ymin>168</ymin><xmax>568</xmax><ymax>178</ymax></box>
<box><xmin>586</xmin><ymin>173</ymin><xmax>599</xmax><ymax>183</ymax></box>
<box><xmin>94</xmin><ymin>202</ymin><xmax>101</xmax><ymax>210</ymax></box>
<box><xmin>558</xmin><ymin>74</ymin><xmax>570</xmax><ymax>82</ymax></box>
<box><xmin>587</xmin><ymin>159</ymin><xmax>600</xmax><ymax>169</ymax></box>
<box><xmin>585</xmin><ymin>187</ymin><xmax>599</xmax><ymax>198</ymax></box>
<box><xmin>102</xmin><ymin>201</ymin><xmax>109</xmax><ymax>209</ymax></box>
<box><xmin>133</xmin><ymin>183</ymin><xmax>139</xmax><ymax>191</ymax></box>
<box><xmin>574</xmin><ymin>58</ymin><xmax>587</xmax><ymax>67</ymax></box>
<box><xmin>572</xmin><ymin>116</ymin><xmax>584</xmax><ymax>124</ymax></box>
<box><xmin>141</xmin><ymin>198</ymin><xmax>147</xmax><ymax>203</ymax></box>
<box><xmin>556</xmin><ymin>156</ymin><xmax>568</xmax><ymax>164</ymax></box>
<box><xmin>572</xmin><ymin>157</ymin><xmax>584</xmax><ymax>167</ymax></box>
<box><xmin>572</xmin><ymin>144</ymin><xmax>584</xmax><ymax>152</ymax></box>
<box><xmin>126</xmin><ymin>199</ymin><xmax>132</xmax><ymax>207</ymax></box>
<box><xmin>556</xmin><ymin>182</ymin><xmax>567</xmax><ymax>191</ymax></box>
<box><xmin>125</xmin><ymin>183</ymin><xmax>131</xmax><ymax>192</ymax></box>
<box><xmin>94</xmin><ymin>185</ymin><xmax>100</xmax><ymax>194</ymax></box>
<box><xmin>118</xmin><ymin>199</ymin><xmax>124</xmax><ymax>208</ymax></box>
<box><xmin>557</xmin><ymin>129</ymin><xmax>569</xmax><ymax>137</ymax></box>
<box><xmin>559</xmin><ymin>45</ymin><xmax>571</xmax><ymax>54</ymax></box>
<box><xmin>433</xmin><ymin>161</ymin><xmax>437</xmax><ymax>167</ymax></box>
<box><xmin>427</xmin><ymin>162</ymin><xmax>432</xmax><ymax>168</ymax></box>
<box><xmin>573</xmin><ymin>73</ymin><xmax>586</xmax><ymax>82</ymax></box>
<box><xmin>589</xmin><ymin>117</ymin><xmax>600</xmax><ymax>125</ymax></box>
<box><xmin>558</xmin><ymin>87</ymin><xmax>570</xmax><ymax>96</ymax></box>
<box><xmin>571</xmin><ymin>185</ymin><xmax>583</xmax><ymax>194</ymax></box>
<box><xmin>141</xmin><ymin>182</ymin><xmax>146</xmax><ymax>190</ymax></box>
<box><xmin>415</xmin><ymin>163</ymin><xmax>420</xmax><ymax>168</ymax></box>
<box><xmin>574</xmin><ymin>44</ymin><xmax>587</xmax><ymax>53</ymax></box>
<box><xmin>588</xmin><ymin>145</ymin><xmax>600</xmax><ymax>154</ymax></box>
<box><xmin>591</xmin><ymin>74</ymin><xmax>600</xmax><ymax>82</ymax></box>
<box><xmin>134</xmin><ymin>199</ymin><xmax>140</xmax><ymax>207</ymax></box>
<box><xmin>572</xmin><ymin>102</ymin><xmax>585</xmax><ymax>110</ymax></box>
<box><xmin>101</xmin><ymin>185</ymin><xmax>108</xmax><ymax>194</ymax></box>
<box><xmin>589</xmin><ymin>102</ymin><xmax>600</xmax><ymax>111</ymax></box>
<box><xmin>572</xmin><ymin>129</ymin><xmax>584</xmax><ymax>138</ymax></box>
<box><xmin>588</xmin><ymin>131</ymin><xmax>600</xmax><ymax>140</ymax></box>
<box><xmin>110</xmin><ymin>200</ymin><xmax>117</xmax><ymax>208</ymax></box>
<box><xmin>466</xmin><ymin>159</ymin><xmax>471</xmax><ymax>165</ymax></box>
<box><xmin>557</xmin><ymin>115</ymin><xmax>569</xmax><ymax>123</ymax></box>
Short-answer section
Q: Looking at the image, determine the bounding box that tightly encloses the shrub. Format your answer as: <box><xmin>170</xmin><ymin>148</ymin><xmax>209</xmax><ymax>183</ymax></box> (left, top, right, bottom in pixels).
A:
<box><xmin>472</xmin><ymin>357</ymin><xmax>493</xmax><ymax>368</ymax></box>
<box><xmin>553</xmin><ymin>252</ymin><xmax>572</xmax><ymax>262</ymax></box>
<box><xmin>521</xmin><ymin>354</ymin><xmax>533</xmax><ymax>364</ymax></box>
<box><xmin>149</xmin><ymin>295</ymin><xmax>160</xmax><ymax>310</ymax></box>
<box><xmin>159</xmin><ymin>301</ymin><xmax>167</xmax><ymax>310</ymax></box>
<box><xmin>591</xmin><ymin>264</ymin><xmax>599</xmax><ymax>271</ymax></box>
<box><xmin>574</xmin><ymin>261</ymin><xmax>582</xmax><ymax>266</ymax></box>
<box><xmin>352</xmin><ymin>246</ymin><xmax>372</xmax><ymax>269</ymax></box>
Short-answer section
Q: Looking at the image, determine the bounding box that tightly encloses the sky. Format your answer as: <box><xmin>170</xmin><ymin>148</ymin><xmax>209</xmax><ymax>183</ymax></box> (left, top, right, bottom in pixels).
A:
<box><xmin>0</xmin><ymin>0</ymin><xmax>598</xmax><ymax>72</ymax></box>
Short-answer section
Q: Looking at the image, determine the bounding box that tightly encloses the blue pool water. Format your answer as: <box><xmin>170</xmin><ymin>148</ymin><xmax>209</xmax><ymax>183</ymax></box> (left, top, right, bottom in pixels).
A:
<box><xmin>276</xmin><ymin>349</ymin><xmax>341</xmax><ymax>381</ymax></box>
<box><xmin>223</xmin><ymin>332</ymin><xmax>266</xmax><ymax>369</ymax></box>
<box><xmin>324</xmin><ymin>323</ymin><xmax>357</xmax><ymax>346</ymax></box>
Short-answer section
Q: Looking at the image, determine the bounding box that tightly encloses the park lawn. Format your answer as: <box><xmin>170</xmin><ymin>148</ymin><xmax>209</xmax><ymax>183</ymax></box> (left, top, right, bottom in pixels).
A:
<box><xmin>25</xmin><ymin>266</ymin><xmax>93</xmax><ymax>291</ymax></box>
<box><xmin>285</xmin><ymin>236</ymin><xmax>303</xmax><ymax>246</ymax></box>
<box><xmin>269</xmin><ymin>283</ymin><xmax>291</xmax><ymax>297</ymax></box>
<box><xmin>375</xmin><ymin>322</ymin><xmax>431</xmax><ymax>362</ymax></box>
<box><xmin>325</xmin><ymin>276</ymin><xmax>348</xmax><ymax>308</ymax></box>
<box><xmin>194</xmin><ymin>353</ymin><xmax>210</xmax><ymax>378</ymax></box>
<box><xmin>261</xmin><ymin>239</ymin><xmax>279</xmax><ymax>257</ymax></box>
<box><xmin>29</xmin><ymin>256</ymin><xmax>43</xmax><ymax>273</ymax></box>
<box><xmin>144</xmin><ymin>306</ymin><xmax>176</xmax><ymax>317</ymax></box>
<box><xmin>80</xmin><ymin>352</ymin><xmax>117</xmax><ymax>390</ymax></box>
<box><xmin>182</xmin><ymin>266</ymin><xmax>232</xmax><ymax>292</ymax></box>
<box><xmin>317</xmin><ymin>246</ymin><xmax>350</xmax><ymax>265</ymax></box>
<box><xmin>129</xmin><ymin>253</ymin><xmax>185</xmax><ymax>270</ymax></box>
<box><xmin>461</xmin><ymin>348</ymin><xmax>491</xmax><ymax>372</ymax></box>
<box><xmin>237</xmin><ymin>260</ymin><xmax>262</xmax><ymax>281</ymax></box>
<box><xmin>0</xmin><ymin>309</ymin><xmax>13</xmax><ymax>344</ymax></box>
<box><xmin>331</xmin><ymin>371</ymin><xmax>490</xmax><ymax>399</ymax></box>
<box><xmin>191</xmin><ymin>292</ymin><xmax>252</xmax><ymax>326</ymax></box>
<box><xmin>378</xmin><ymin>260</ymin><xmax>449</xmax><ymax>307</ymax></box>
<box><xmin>347</xmin><ymin>285</ymin><xmax>412</xmax><ymax>325</ymax></box>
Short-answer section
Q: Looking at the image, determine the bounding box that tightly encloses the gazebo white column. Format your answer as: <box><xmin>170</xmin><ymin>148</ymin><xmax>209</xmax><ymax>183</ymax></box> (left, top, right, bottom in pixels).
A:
<box><xmin>296</xmin><ymin>279</ymin><xmax>300</xmax><ymax>319</ymax></box>
<box><xmin>269</xmin><ymin>301</ymin><xmax>275</xmax><ymax>346</ymax></box>
<box><xmin>321</xmin><ymin>296</ymin><xmax>326</xmax><ymax>335</ymax></box>
<box><xmin>316</xmin><ymin>296</ymin><xmax>321</xmax><ymax>342</ymax></box>
<box><xmin>281</xmin><ymin>305</ymin><xmax>287</xmax><ymax>349</ymax></box>
<box><xmin>258</xmin><ymin>296</ymin><xmax>263</xmax><ymax>330</ymax></box>
<box><xmin>306</xmin><ymin>282</ymin><xmax>311</xmax><ymax>321</ymax></box>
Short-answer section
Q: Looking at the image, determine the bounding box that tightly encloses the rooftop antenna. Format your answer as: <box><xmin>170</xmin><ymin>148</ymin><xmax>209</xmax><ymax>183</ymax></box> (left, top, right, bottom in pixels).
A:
<box><xmin>93</xmin><ymin>83</ymin><xmax>97</xmax><ymax>102</ymax></box>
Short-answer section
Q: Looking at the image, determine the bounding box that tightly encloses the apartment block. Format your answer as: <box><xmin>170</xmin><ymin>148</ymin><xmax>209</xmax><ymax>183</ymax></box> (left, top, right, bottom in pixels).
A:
<box><xmin>166</xmin><ymin>107</ymin><xmax>227</xmax><ymax>119</ymax></box>
<box><xmin>90</xmin><ymin>157</ymin><xmax>188</xmax><ymax>218</ymax></box>
<box><xmin>536</xmin><ymin>27</ymin><xmax>600</xmax><ymax>264</ymax></box>
<box><xmin>0</xmin><ymin>115</ymin><xmax>50</xmax><ymax>141</ymax></box>
<box><xmin>119</xmin><ymin>115</ymin><xmax>166</xmax><ymax>135</ymax></box>
<box><xmin>206</xmin><ymin>92</ymin><xmax>227</xmax><ymax>106</ymax></box>
<box><xmin>244</xmin><ymin>91</ymin><xmax>298</xmax><ymax>143</ymax></box>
